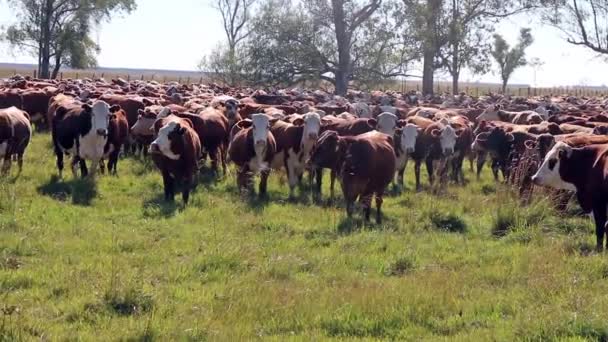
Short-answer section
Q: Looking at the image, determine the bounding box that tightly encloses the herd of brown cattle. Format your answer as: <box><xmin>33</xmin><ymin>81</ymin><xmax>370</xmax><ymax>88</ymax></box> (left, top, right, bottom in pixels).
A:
<box><xmin>3</xmin><ymin>75</ymin><xmax>608</xmax><ymax>249</ymax></box>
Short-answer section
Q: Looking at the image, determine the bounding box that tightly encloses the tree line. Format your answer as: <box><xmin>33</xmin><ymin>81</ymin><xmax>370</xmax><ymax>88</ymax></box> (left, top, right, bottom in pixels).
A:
<box><xmin>3</xmin><ymin>0</ymin><xmax>608</xmax><ymax>96</ymax></box>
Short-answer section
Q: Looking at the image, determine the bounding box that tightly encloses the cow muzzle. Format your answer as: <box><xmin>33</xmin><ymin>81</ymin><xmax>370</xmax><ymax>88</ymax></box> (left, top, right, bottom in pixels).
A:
<box><xmin>149</xmin><ymin>143</ymin><xmax>161</xmax><ymax>154</ymax></box>
<box><xmin>531</xmin><ymin>175</ymin><xmax>541</xmax><ymax>186</ymax></box>
<box><xmin>443</xmin><ymin>149</ymin><xmax>454</xmax><ymax>156</ymax></box>
<box><xmin>97</xmin><ymin>129</ymin><xmax>108</xmax><ymax>137</ymax></box>
<box><xmin>308</xmin><ymin>133</ymin><xmax>319</xmax><ymax>140</ymax></box>
<box><xmin>405</xmin><ymin>147</ymin><xmax>415</xmax><ymax>154</ymax></box>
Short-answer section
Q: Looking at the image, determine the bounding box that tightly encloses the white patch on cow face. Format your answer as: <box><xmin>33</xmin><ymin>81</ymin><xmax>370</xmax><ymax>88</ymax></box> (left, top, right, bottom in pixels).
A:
<box><xmin>302</xmin><ymin>112</ymin><xmax>321</xmax><ymax>146</ymax></box>
<box><xmin>440</xmin><ymin>125</ymin><xmax>458</xmax><ymax>155</ymax></box>
<box><xmin>531</xmin><ymin>142</ymin><xmax>576</xmax><ymax>191</ymax></box>
<box><xmin>151</xmin><ymin>121</ymin><xmax>181</xmax><ymax>160</ymax></box>
<box><xmin>401</xmin><ymin>124</ymin><xmax>419</xmax><ymax>153</ymax></box>
<box><xmin>157</xmin><ymin>107</ymin><xmax>171</xmax><ymax>119</ymax></box>
<box><xmin>91</xmin><ymin>101</ymin><xmax>111</xmax><ymax>136</ymax></box>
<box><xmin>251</xmin><ymin>113</ymin><xmax>270</xmax><ymax>157</ymax></box>
<box><xmin>376</xmin><ymin>112</ymin><xmax>398</xmax><ymax>136</ymax></box>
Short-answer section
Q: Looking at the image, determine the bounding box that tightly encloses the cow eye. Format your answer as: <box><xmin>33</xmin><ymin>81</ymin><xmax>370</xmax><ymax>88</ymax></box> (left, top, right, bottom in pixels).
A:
<box><xmin>548</xmin><ymin>158</ymin><xmax>557</xmax><ymax>170</ymax></box>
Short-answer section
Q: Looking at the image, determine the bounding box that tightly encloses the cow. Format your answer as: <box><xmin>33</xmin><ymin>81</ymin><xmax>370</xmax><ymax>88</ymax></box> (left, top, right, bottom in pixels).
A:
<box><xmin>0</xmin><ymin>107</ymin><xmax>31</xmax><ymax>175</ymax></box>
<box><xmin>477</xmin><ymin>105</ymin><xmax>544</xmax><ymax>124</ymax></box>
<box><xmin>131</xmin><ymin>108</ymin><xmax>161</xmax><ymax>157</ymax></box>
<box><xmin>393</xmin><ymin>123</ymin><xmax>419</xmax><ymax>190</ymax></box>
<box><xmin>100</xmin><ymin>108</ymin><xmax>129</xmax><ymax>175</ymax></box>
<box><xmin>269</xmin><ymin>112</ymin><xmax>321</xmax><ymax>199</ymax></box>
<box><xmin>533</xmin><ymin>133</ymin><xmax>608</xmax><ymax>160</ymax></box>
<box><xmin>532</xmin><ymin>142</ymin><xmax>608</xmax><ymax>251</ymax></box>
<box><xmin>310</xmin><ymin>130</ymin><xmax>395</xmax><ymax>223</ymax></box>
<box><xmin>52</xmin><ymin>101</ymin><xmax>118</xmax><ymax>178</ymax></box>
<box><xmin>149</xmin><ymin>115</ymin><xmax>202</xmax><ymax>204</ymax></box>
<box><xmin>320</xmin><ymin>117</ymin><xmax>376</xmax><ymax>136</ymax></box>
<box><xmin>375</xmin><ymin>112</ymin><xmax>399</xmax><ymax>136</ymax></box>
<box><xmin>212</xmin><ymin>97</ymin><xmax>241</xmax><ymax>128</ymax></box>
<box><xmin>228</xmin><ymin>114</ymin><xmax>277</xmax><ymax>197</ymax></box>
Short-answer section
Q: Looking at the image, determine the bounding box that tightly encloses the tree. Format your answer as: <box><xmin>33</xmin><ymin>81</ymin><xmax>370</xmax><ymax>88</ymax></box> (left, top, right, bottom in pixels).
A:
<box><xmin>545</xmin><ymin>0</ymin><xmax>608</xmax><ymax>55</ymax></box>
<box><xmin>243</xmin><ymin>0</ymin><xmax>415</xmax><ymax>94</ymax></box>
<box><xmin>3</xmin><ymin>0</ymin><xmax>136</xmax><ymax>79</ymax></box>
<box><xmin>491</xmin><ymin>28</ymin><xmax>534</xmax><ymax>93</ymax></box>
<box><xmin>205</xmin><ymin>0</ymin><xmax>255</xmax><ymax>86</ymax></box>
<box><xmin>404</xmin><ymin>0</ymin><xmax>537</xmax><ymax>95</ymax></box>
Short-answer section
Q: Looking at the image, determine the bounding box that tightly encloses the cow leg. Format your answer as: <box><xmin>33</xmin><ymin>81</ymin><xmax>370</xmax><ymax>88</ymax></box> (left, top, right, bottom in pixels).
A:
<box><xmin>162</xmin><ymin>171</ymin><xmax>175</xmax><ymax>202</ymax></box>
<box><xmin>361</xmin><ymin>193</ymin><xmax>373</xmax><ymax>222</ymax></box>
<box><xmin>71</xmin><ymin>156</ymin><xmax>80</xmax><ymax>178</ymax></box>
<box><xmin>109</xmin><ymin>149</ymin><xmax>120</xmax><ymax>175</ymax></box>
<box><xmin>210</xmin><ymin>147</ymin><xmax>220</xmax><ymax>175</ymax></box>
<box><xmin>313</xmin><ymin>167</ymin><xmax>323</xmax><ymax>202</ymax></box>
<box><xmin>426</xmin><ymin>158</ymin><xmax>435</xmax><ymax>187</ymax></box>
<box><xmin>375</xmin><ymin>193</ymin><xmax>384</xmax><ymax>224</ymax></box>
<box><xmin>17</xmin><ymin>152</ymin><xmax>24</xmax><ymax>174</ymax></box>
<box><xmin>476</xmin><ymin>152</ymin><xmax>486</xmax><ymax>180</ymax></box>
<box><xmin>329</xmin><ymin>169</ymin><xmax>336</xmax><ymax>202</ymax></box>
<box><xmin>491</xmin><ymin>159</ymin><xmax>500</xmax><ymax>182</ymax></box>
<box><xmin>592</xmin><ymin>204</ymin><xmax>607</xmax><ymax>252</ymax></box>
<box><xmin>236</xmin><ymin>168</ymin><xmax>248</xmax><ymax>194</ymax></box>
<box><xmin>287</xmin><ymin>164</ymin><xmax>298</xmax><ymax>200</ymax></box>
<box><xmin>99</xmin><ymin>159</ymin><xmax>106</xmax><ymax>175</ymax></box>
<box><xmin>55</xmin><ymin>150</ymin><xmax>64</xmax><ymax>178</ymax></box>
<box><xmin>259</xmin><ymin>170</ymin><xmax>270</xmax><ymax>198</ymax></box>
<box><xmin>468</xmin><ymin>152</ymin><xmax>475</xmax><ymax>172</ymax></box>
<box><xmin>182</xmin><ymin>176</ymin><xmax>193</xmax><ymax>205</ymax></box>
<box><xmin>415</xmin><ymin>160</ymin><xmax>422</xmax><ymax>191</ymax></box>
<box><xmin>80</xmin><ymin>158</ymin><xmax>89</xmax><ymax>178</ymax></box>
<box><xmin>220</xmin><ymin>146</ymin><xmax>227</xmax><ymax>176</ymax></box>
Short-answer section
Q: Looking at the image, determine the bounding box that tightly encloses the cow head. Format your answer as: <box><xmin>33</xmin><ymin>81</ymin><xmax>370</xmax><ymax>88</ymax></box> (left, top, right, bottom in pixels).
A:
<box><xmin>310</xmin><ymin>130</ymin><xmax>340</xmax><ymax>168</ymax></box>
<box><xmin>223</xmin><ymin>98</ymin><xmax>240</xmax><ymax>121</ymax></box>
<box><xmin>132</xmin><ymin>109</ymin><xmax>158</xmax><ymax>136</ymax></box>
<box><xmin>476</xmin><ymin>105</ymin><xmax>500</xmax><ymax>122</ymax></box>
<box><xmin>298</xmin><ymin>112</ymin><xmax>321</xmax><ymax>147</ymax></box>
<box><xmin>535</xmin><ymin>134</ymin><xmax>556</xmax><ymax>159</ymax></box>
<box><xmin>376</xmin><ymin>112</ymin><xmax>398</xmax><ymax>136</ymax></box>
<box><xmin>84</xmin><ymin>100</ymin><xmax>114</xmax><ymax>137</ymax></box>
<box><xmin>432</xmin><ymin>125</ymin><xmax>459</xmax><ymax>156</ymax></box>
<box><xmin>251</xmin><ymin>113</ymin><xmax>270</xmax><ymax>158</ymax></box>
<box><xmin>400</xmin><ymin>123</ymin><xmax>419</xmax><ymax>154</ymax></box>
<box><xmin>471</xmin><ymin>127</ymin><xmax>513</xmax><ymax>154</ymax></box>
<box><xmin>149</xmin><ymin>120</ymin><xmax>188</xmax><ymax>160</ymax></box>
<box><xmin>531</xmin><ymin>142</ymin><xmax>576</xmax><ymax>191</ymax></box>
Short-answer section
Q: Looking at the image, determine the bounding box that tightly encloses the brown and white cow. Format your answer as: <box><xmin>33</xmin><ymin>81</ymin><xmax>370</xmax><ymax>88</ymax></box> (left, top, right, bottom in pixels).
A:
<box><xmin>310</xmin><ymin>130</ymin><xmax>395</xmax><ymax>223</ymax></box>
<box><xmin>392</xmin><ymin>123</ymin><xmax>420</xmax><ymax>190</ymax></box>
<box><xmin>100</xmin><ymin>108</ymin><xmax>129</xmax><ymax>175</ymax></box>
<box><xmin>0</xmin><ymin>107</ymin><xmax>31</xmax><ymax>175</ymax></box>
<box><xmin>149</xmin><ymin>115</ymin><xmax>202</xmax><ymax>204</ymax></box>
<box><xmin>52</xmin><ymin>101</ymin><xmax>118</xmax><ymax>178</ymax></box>
<box><xmin>228</xmin><ymin>114</ymin><xmax>277</xmax><ymax>197</ymax></box>
<box><xmin>532</xmin><ymin>142</ymin><xmax>608</xmax><ymax>251</ymax></box>
<box><xmin>270</xmin><ymin>112</ymin><xmax>321</xmax><ymax>199</ymax></box>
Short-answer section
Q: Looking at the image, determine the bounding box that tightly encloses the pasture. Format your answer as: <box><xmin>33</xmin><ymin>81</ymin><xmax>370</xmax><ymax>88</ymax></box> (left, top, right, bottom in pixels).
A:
<box><xmin>1</xmin><ymin>132</ymin><xmax>607</xmax><ymax>340</ymax></box>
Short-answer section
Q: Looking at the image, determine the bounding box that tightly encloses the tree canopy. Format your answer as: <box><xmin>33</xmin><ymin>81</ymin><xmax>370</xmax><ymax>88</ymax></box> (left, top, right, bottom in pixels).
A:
<box><xmin>491</xmin><ymin>27</ymin><xmax>534</xmax><ymax>93</ymax></box>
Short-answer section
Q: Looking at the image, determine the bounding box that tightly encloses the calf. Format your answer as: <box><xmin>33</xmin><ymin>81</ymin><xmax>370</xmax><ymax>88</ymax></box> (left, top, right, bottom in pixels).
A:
<box><xmin>228</xmin><ymin>114</ymin><xmax>277</xmax><ymax>197</ymax></box>
<box><xmin>149</xmin><ymin>116</ymin><xmax>202</xmax><ymax>204</ymax></box>
<box><xmin>532</xmin><ymin>142</ymin><xmax>608</xmax><ymax>251</ymax></box>
<box><xmin>270</xmin><ymin>112</ymin><xmax>321</xmax><ymax>199</ymax></box>
<box><xmin>52</xmin><ymin>101</ymin><xmax>117</xmax><ymax>178</ymax></box>
<box><xmin>0</xmin><ymin>107</ymin><xmax>31</xmax><ymax>175</ymax></box>
<box><xmin>311</xmin><ymin>130</ymin><xmax>395</xmax><ymax>223</ymax></box>
<box><xmin>101</xmin><ymin>108</ymin><xmax>129</xmax><ymax>175</ymax></box>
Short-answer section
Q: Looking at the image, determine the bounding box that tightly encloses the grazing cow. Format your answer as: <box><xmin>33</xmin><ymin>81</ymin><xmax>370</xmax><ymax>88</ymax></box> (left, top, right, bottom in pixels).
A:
<box><xmin>52</xmin><ymin>101</ymin><xmax>118</xmax><ymax>178</ymax></box>
<box><xmin>270</xmin><ymin>112</ymin><xmax>321</xmax><ymax>199</ymax></box>
<box><xmin>101</xmin><ymin>108</ymin><xmax>129</xmax><ymax>175</ymax></box>
<box><xmin>228</xmin><ymin>114</ymin><xmax>277</xmax><ymax>196</ymax></box>
<box><xmin>0</xmin><ymin>107</ymin><xmax>31</xmax><ymax>175</ymax></box>
<box><xmin>311</xmin><ymin>130</ymin><xmax>395</xmax><ymax>223</ymax></box>
<box><xmin>532</xmin><ymin>142</ymin><xmax>608</xmax><ymax>251</ymax></box>
<box><xmin>149</xmin><ymin>116</ymin><xmax>202</xmax><ymax>204</ymax></box>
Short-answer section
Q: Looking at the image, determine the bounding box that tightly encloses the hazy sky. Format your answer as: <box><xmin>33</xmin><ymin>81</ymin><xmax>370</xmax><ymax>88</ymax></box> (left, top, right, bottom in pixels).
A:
<box><xmin>1</xmin><ymin>0</ymin><xmax>608</xmax><ymax>87</ymax></box>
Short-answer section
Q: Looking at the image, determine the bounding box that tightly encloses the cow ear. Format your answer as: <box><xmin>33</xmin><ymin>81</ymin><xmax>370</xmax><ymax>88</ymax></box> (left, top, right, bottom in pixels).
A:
<box><xmin>397</xmin><ymin>119</ymin><xmax>407</xmax><ymax>128</ymax></box>
<box><xmin>455</xmin><ymin>129</ymin><xmax>462</xmax><ymax>138</ymax></box>
<box><xmin>110</xmin><ymin>105</ymin><xmax>121</xmax><ymax>113</ymax></box>
<box><xmin>525</xmin><ymin>140</ymin><xmax>536</xmax><ymax>150</ymax></box>
<box><xmin>236</xmin><ymin>119</ymin><xmax>253</xmax><ymax>129</ymax></box>
<box><xmin>431</xmin><ymin>129</ymin><xmax>441</xmax><ymax>137</ymax></box>
<box><xmin>292</xmin><ymin>118</ymin><xmax>304</xmax><ymax>126</ymax></box>
<box><xmin>82</xmin><ymin>104</ymin><xmax>92</xmax><ymax>112</ymax></box>
<box><xmin>506</xmin><ymin>133</ymin><xmax>515</xmax><ymax>142</ymax></box>
<box><xmin>367</xmin><ymin>119</ymin><xmax>377</xmax><ymax>128</ymax></box>
<box><xmin>138</xmin><ymin>109</ymin><xmax>145</xmax><ymax>115</ymax></box>
<box><xmin>476</xmin><ymin>132</ymin><xmax>489</xmax><ymax>142</ymax></box>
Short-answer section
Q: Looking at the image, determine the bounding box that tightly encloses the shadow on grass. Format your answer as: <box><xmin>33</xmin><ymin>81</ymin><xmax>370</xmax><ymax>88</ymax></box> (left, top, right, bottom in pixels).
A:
<box><xmin>142</xmin><ymin>194</ymin><xmax>180</xmax><ymax>219</ymax></box>
<box><xmin>337</xmin><ymin>214</ymin><xmax>399</xmax><ymax>235</ymax></box>
<box><xmin>37</xmin><ymin>175</ymin><xmax>97</xmax><ymax>206</ymax></box>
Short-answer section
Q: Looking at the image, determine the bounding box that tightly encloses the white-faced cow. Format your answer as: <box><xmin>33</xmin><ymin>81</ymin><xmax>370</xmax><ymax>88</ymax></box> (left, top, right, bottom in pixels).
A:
<box><xmin>52</xmin><ymin>100</ymin><xmax>118</xmax><ymax>178</ymax></box>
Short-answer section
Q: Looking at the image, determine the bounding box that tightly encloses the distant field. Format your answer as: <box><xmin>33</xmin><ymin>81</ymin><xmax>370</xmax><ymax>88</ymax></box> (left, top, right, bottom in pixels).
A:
<box><xmin>1</xmin><ymin>132</ymin><xmax>607</xmax><ymax>340</ymax></box>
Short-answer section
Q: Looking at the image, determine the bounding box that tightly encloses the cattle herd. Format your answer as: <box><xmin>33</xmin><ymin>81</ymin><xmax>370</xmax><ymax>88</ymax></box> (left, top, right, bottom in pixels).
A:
<box><xmin>3</xmin><ymin>75</ymin><xmax>608</xmax><ymax>249</ymax></box>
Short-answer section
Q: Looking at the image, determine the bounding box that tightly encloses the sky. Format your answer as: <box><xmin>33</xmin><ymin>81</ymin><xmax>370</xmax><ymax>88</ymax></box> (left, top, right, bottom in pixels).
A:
<box><xmin>1</xmin><ymin>0</ymin><xmax>608</xmax><ymax>87</ymax></box>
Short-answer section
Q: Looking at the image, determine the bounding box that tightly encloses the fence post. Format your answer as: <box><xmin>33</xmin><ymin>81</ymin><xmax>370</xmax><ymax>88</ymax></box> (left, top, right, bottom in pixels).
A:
<box><xmin>141</xmin><ymin>74</ymin><xmax>144</xmax><ymax>80</ymax></box>
<box><xmin>187</xmin><ymin>77</ymin><xmax>190</xmax><ymax>84</ymax></box>
<box><xmin>60</xmin><ymin>72</ymin><xmax>63</xmax><ymax>80</ymax></box>
<box><xmin>33</xmin><ymin>70</ymin><xmax>37</xmax><ymax>78</ymax></box>
<box><xmin>199</xmin><ymin>77</ymin><xmax>203</xmax><ymax>84</ymax></box>
<box><xmin>475</xmin><ymin>87</ymin><xmax>479</xmax><ymax>97</ymax></box>
<box><xmin>178</xmin><ymin>76</ymin><xmax>182</xmax><ymax>84</ymax></box>
<box><xmin>127</xmin><ymin>74</ymin><xmax>130</xmax><ymax>81</ymax></box>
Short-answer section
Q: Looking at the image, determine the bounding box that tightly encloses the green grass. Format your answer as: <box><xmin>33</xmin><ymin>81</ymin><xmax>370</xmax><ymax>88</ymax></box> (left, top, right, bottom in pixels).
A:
<box><xmin>0</xmin><ymin>133</ymin><xmax>606</xmax><ymax>340</ymax></box>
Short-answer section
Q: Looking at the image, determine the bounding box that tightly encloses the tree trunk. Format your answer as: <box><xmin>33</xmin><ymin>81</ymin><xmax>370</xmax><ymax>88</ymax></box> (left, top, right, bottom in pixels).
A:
<box><xmin>452</xmin><ymin>71</ymin><xmax>459</xmax><ymax>95</ymax></box>
<box><xmin>39</xmin><ymin>0</ymin><xmax>53</xmax><ymax>79</ymax></box>
<box><xmin>502</xmin><ymin>80</ymin><xmax>507</xmax><ymax>94</ymax></box>
<box><xmin>332</xmin><ymin>0</ymin><xmax>351</xmax><ymax>96</ymax></box>
<box><xmin>51</xmin><ymin>53</ymin><xmax>62</xmax><ymax>79</ymax></box>
<box><xmin>450</xmin><ymin>0</ymin><xmax>459</xmax><ymax>95</ymax></box>
<box><xmin>422</xmin><ymin>48</ymin><xmax>435</xmax><ymax>96</ymax></box>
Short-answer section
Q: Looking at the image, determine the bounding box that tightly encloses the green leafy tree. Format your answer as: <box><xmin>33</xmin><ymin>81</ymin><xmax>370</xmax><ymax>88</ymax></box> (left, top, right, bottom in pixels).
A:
<box><xmin>3</xmin><ymin>0</ymin><xmax>136</xmax><ymax>79</ymax></box>
<box><xmin>491</xmin><ymin>28</ymin><xmax>534</xmax><ymax>93</ymax></box>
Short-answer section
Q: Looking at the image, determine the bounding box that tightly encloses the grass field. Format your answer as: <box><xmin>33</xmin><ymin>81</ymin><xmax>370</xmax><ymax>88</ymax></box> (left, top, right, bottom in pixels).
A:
<box><xmin>1</xmin><ymin>132</ymin><xmax>608</xmax><ymax>340</ymax></box>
